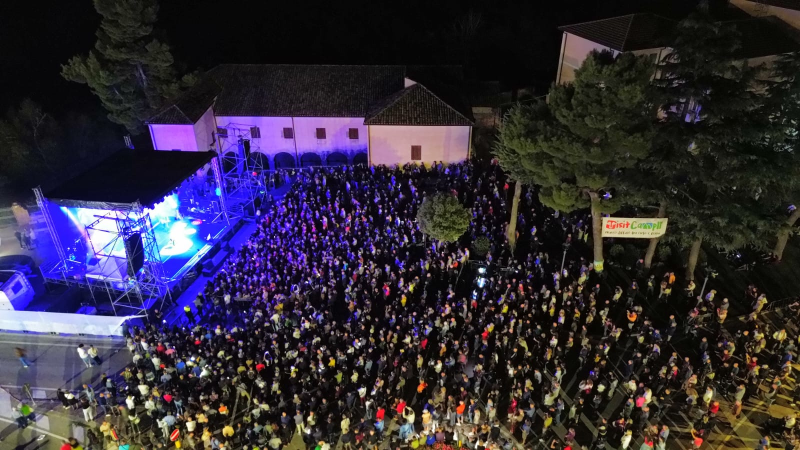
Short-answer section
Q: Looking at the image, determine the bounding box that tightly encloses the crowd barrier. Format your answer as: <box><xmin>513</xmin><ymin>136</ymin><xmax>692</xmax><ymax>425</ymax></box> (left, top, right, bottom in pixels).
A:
<box><xmin>0</xmin><ymin>310</ymin><xmax>134</xmax><ymax>336</ymax></box>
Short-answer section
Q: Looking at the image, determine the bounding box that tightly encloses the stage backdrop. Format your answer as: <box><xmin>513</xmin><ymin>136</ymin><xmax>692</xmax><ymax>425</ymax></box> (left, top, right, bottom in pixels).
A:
<box><xmin>0</xmin><ymin>310</ymin><xmax>134</xmax><ymax>336</ymax></box>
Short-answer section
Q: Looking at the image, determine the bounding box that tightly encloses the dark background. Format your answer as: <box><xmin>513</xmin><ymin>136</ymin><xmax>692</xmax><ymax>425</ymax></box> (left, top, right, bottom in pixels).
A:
<box><xmin>0</xmin><ymin>0</ymin><xmax>735</xmax><ymax>116</ymax></box>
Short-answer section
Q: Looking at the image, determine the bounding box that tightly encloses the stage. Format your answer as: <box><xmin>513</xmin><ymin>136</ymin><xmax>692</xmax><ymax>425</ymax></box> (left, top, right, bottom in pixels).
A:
<box><xmin>54</xmin><ymin>200</ymin><xmax>233</xmax><ymax>284</ymax></box>
<box><xmin>31</xmin><ymin>149</ymin><xmax>237</xmax><ymax>317</ymax></box>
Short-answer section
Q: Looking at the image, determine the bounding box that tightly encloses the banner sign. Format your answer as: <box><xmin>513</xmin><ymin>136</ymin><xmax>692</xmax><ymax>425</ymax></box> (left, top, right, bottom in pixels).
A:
<box><xmin>602</xmin><ymin>217</ymin><xmax>668</xmax><ymax>238</ymax></box>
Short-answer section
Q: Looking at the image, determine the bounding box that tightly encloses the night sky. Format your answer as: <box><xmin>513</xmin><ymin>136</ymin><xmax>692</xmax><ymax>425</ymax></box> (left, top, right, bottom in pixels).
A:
<box><xmin>0</xmin><ymin>0</ymin><xmax>723</xmax><ymax>117</ymax></box>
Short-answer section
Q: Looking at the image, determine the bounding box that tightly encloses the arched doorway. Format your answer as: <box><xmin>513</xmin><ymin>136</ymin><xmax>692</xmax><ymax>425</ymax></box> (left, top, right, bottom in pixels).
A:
<box><xmin>273</xmin><ymin>152</ymin><xmax>296</xmax><ymax>169</ymax></box>
<box><xmin>353</xmin><ymin>152</ymin><xmax>368</xmax><ymax>166</ymax></box>
<box><xmin>327</xmin><ymin>152</ymin><xmax>348</xmax><ymax>166</ymax></box>
<box><xmin>300</xmin><ymin>152</ymin><xmax>322</xmax><ymax>168</ymax></box>
<box><xmin>222</xmin><ymin>151</ymin><xmax>238</xmax><ymax>173</ymax></box>
<box><xmin>248</xmin><ymin>152</ymin><xmax>270</xmax><ymax>172</ymax></box>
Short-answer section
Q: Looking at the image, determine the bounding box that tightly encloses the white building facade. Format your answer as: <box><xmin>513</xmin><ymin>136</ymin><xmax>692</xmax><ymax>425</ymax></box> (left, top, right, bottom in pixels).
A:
<box><xmin>147</xmin><ymin>65</ymin><xmax>473</xmax><ymax>168</ymax></box>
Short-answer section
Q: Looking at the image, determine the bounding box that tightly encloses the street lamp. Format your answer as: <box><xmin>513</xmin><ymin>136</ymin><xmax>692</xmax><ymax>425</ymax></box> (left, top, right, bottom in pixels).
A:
<box><xmin>699</xmin><ymin>266</ymin><xmax>718</xmax><ymax>299</ymax></box>
<box><xmin>560</xmin><ymin>242</ymin><xmax>571</xmax><ymax>275</ymax></box>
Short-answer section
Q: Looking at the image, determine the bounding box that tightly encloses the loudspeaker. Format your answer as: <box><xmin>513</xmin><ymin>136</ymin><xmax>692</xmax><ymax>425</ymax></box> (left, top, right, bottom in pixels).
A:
<box><xmin>124</xmin><ymin>233</ymin><xmax>144</xmax><ymax>277</ymax></box>
<box><xmin>201</xmin><ymin>259</ymin><xmax>215</xmax><ymax>277</ymax></box>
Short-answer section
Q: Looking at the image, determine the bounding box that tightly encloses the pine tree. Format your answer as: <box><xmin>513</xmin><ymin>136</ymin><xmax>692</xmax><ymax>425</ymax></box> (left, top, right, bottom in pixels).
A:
<box><xmin>648</xmin><ymin>8</ymin><xmax>770</xmax><ymax>280</ymax></box>
<box><xmin>761</xmin><ymin>51</ymin><xmax>800</xmax><ymax>261</ymax></box>
<box><xmin>62</xmin><ymin>0</ymin><xmax>188</xmax><ymax>134</ymax></box>
<box><xmin>496</xmin><ymin>50</ymin><xmax>655</xmax><ymax>272</ymax></box>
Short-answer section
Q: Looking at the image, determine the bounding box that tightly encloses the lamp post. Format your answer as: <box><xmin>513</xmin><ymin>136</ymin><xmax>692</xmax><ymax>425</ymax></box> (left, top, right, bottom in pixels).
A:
<box><xmin>698</xmin><ymin>266</ymin><xmax>718</xmax><ymax>299</ymax></box>
<box><xmin>560</xmin><ymin>242</ymin><xmax>571</xmax><ymax>276</ymax></box>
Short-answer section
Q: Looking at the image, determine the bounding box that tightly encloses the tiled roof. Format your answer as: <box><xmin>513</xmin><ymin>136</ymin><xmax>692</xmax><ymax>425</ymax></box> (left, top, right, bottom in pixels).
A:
<box><xmin>559</xmin><ymin>13</ymin><xmax>800</xmax><ymax>59</ymax></box>
<box><xmin>558</xmin><ymin>14</ymin><xmax>676</xmax><ymax>52</ymax></box>
<box><xmin>728</xmin><ymin>16</ymin><xmax>800</xmax><ymax>58</ymax></box>
<box><xmin>746</xmin><ymin>0</ymin><xmax>800</xmax><ymax>11</ymax></box>
<box><xmin>147</xmin><ymin>78</ymin><xmax>221</xmax><ymax>124</ymax></box>
<box><xmin>147</xmin><ymin>64</ymin><xmax>474</xmax><ymax>125</ymax></box>
<box><xmin>206</xmin><ymin>64</ymin><xmax>407</xmax><ymax>117</ymax></box>
<box><xmin>364</xmin><ymin>84</ymin><xmax>473</xmax><ymax>126</ymax></box>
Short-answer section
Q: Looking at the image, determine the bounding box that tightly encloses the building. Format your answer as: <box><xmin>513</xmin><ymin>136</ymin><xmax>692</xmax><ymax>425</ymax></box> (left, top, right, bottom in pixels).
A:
<box><xmin>555</xmin><ymin>10</ymin><xmax>800</xmax><ymax>85</ymax></box>
<box><xmin>730</xmin><ymin>0</ymin><xmax>800</xmax><ymax>29</ymax></box>
<box><xmin>146</xmin><ymin>65</ymin><xmax>474</xmax><ymax>168</ymax></box>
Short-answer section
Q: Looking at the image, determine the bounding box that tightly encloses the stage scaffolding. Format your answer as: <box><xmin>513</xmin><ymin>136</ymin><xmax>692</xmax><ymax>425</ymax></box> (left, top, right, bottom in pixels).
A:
<box><xmin>35</xmin><ymin>188</ymin><xmax>172</xmax><ymax>317</ymax></box>
<box><xmin>215</xmin><ymin>123</ymin><xmax>267</xmax><ymax>218</ymax></box>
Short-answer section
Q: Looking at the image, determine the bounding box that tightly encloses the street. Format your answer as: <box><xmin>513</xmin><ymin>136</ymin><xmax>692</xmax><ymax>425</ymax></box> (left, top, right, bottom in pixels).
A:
<box><xmin>0</xmin><ymin>332</ymin><xmax>127</xmax><ymax>450</ymax></box>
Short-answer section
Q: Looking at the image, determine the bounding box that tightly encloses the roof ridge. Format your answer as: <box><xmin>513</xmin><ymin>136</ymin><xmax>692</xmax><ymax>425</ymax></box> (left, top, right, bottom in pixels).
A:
<box><xmin>411</xmin><ymin>83</ymin><xmax>473</xmax><ymax>124</ymax></box>
<box><xmin>621</xmin><ymin>15</ymin><xmax>636</xmax><ymax>52</ymax></box>
<box><xmin>211</xmin><ymin>63</ymin><xmax>407</xmax><ymax>69</ymax></box>
<box><xmin>365</xmin><ymin>83</ymin><xmax>473</xmax><ymax>125</ymax></box>
<box><xmin>366</xmin><ymin>84</ymin><xmax>419</xmax><ymax>120</ymax></box>
<box><xmin>558</xmin><ymin>12</ymin><xmax>676</xmax><ymax>30</ymax></box>
<box><xmin>558</xmin><ymin>13</ymin><xmax>636</xmax><ymax>30</ymax></box>
<box><xmin>149</xmin><ymin>105</ymin><xmax>191</xmax><ymax>124</ymax></box>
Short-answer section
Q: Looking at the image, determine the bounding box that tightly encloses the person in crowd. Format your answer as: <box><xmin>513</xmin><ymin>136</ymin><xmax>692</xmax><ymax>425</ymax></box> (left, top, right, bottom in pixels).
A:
<box><xmin>77</xmin><ymin>163</ymin><xmax>799</xmax><ymax>449</ymax></box>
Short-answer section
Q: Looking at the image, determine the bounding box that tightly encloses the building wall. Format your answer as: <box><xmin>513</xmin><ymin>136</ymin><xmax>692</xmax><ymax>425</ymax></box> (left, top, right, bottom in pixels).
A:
<box><xmin>730</xmin><ymin>0</ymin><xmax>800</xmax><ymax>29</ymax></box>
<box><xmin>193</xmin><ymin>107</ymin><xmax>218</xmax><ymax>152</ymax></box>
<box><xmin>556</xmin><ymin>33</ymin><xmax>617</xmax><ymax>84</ymax></box>
<box><xmin>369</xmin><ymin>125</ymin><xmax>471</xmax><ymax>165</ymax></box>
<box><xmin>293</xmin><ymin>117</ymin><xmax>368</xmax><ymax>155</ymax></box>
<box><xmin>149</xmin><ymin>124</ymin><xmax>198</xmax><ymax>151</ymax></box>
<box><xmin>214</xmin><ymin>116</ymin><xmax>297</xmax><ymax>156</ymax></box>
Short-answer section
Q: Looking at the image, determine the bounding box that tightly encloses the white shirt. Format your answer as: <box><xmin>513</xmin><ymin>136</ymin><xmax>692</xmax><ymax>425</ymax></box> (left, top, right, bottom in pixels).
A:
<box><xmin>77</xmin><ymin>347</ymin><xmax>88</xmax><ymax>358</ymax></box>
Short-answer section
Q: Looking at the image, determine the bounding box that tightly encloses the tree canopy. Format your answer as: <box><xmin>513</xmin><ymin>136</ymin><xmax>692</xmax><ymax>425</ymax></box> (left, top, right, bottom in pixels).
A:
<box><xmin>417</xmin><ymin>192</ymin><xmax>472</xmax><ymax>243</ymax></box>
<box><xmin>496</xmin><ymin>50</ymin><xmax>655</xmax><ymax>271</ymax></box>
<box><xmin>0</xmin><ymin>99</ymin><xmax>118</xmax><ymax>188</ymax></box>
<box><xmin>642</xmin><ymin>10</ymin><xmax>772</xmax><ymax>279</ymax></box>
<box><xmin>62</xmin><ymin>0</ymin><xmax>194</xmax><ymax>134</ymax></box>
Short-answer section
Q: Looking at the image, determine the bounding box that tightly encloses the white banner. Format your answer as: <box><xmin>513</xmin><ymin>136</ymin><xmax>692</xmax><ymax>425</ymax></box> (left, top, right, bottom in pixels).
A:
<box><xmin>602</xmin><ymin>217</ymin><xmax>668</xmax><ymax>238</ymax></box>
<box><xmin>0</xmin><ymin>310</ymin><xmax>133</xmax><ymax>336</ymax></box>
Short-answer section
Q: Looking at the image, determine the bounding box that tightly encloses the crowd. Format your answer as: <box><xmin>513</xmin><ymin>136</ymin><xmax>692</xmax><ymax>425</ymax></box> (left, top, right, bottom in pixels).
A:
<box><xmin>63</xmin><ymin>162</ymin><xmax>799</xmax><ymax>450</ymax></box>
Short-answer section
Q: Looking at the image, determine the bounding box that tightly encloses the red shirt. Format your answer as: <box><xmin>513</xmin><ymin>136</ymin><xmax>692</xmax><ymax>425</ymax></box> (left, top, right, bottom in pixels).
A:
<box><xmin>376</xmin><ymin>408</ymin><xmax>385</xmax><ymax>420</ymax></box>
<box><xmin>396</xmin><ymin>401</ymin><xmax>406</xmax><ymax>415</ymax></box>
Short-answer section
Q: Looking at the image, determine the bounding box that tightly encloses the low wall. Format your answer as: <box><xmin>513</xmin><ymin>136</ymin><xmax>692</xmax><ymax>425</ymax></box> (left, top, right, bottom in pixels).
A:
<box><xmin>0</xmin><ymin>310</ymin><xmax>133</xmax><ymax>336</ymax></box>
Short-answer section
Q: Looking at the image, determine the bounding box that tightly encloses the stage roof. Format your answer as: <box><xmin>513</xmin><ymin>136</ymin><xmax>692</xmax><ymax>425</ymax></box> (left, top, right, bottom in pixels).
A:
<box><xmin>44</xmin><ymin>149</ymin><xmax>216</xmax><ymax>209</ymax></box>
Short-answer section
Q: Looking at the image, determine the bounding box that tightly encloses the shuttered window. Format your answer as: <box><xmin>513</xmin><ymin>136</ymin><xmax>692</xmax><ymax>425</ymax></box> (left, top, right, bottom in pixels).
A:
<box><xmin>283</xmin><ymin>128</ymin><xmax>294</xmax><ymax>139</ymax></box>
<box><xmin>411</xmin><ymin>145</ymin><xmax>422</xmax><ymax>161</ymax></box>
<box><xmin>348</xmin><ymin>128</ymin><xmax>359</xmax><ymax>140</ymax></box>
<box><xmin>250</xmin><ymin>126</ymin><xmax>261</xmax><ymax>138</ymax></box>
<box><xmin>316</xmin><ymin>128</ymin><xmax>327</xmax><ymax>139</ymax></box>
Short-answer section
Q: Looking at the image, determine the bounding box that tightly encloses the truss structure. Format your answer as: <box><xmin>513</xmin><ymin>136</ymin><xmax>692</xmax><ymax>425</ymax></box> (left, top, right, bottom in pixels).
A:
<box><xmin>36</xmin><ymin>188</ymin><xmax>172</xmax><ymax>317</ymax></box>
<box><xmin>214</xmin><ymin>123</ymin><xmax>268</xmax><ymax>218</ymax></box>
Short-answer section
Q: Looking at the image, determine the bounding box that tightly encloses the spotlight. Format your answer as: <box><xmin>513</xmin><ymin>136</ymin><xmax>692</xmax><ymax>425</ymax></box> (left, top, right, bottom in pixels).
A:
<box><xmin>478</xmin><ymin>267</ymin><xmax>486</xmax><ymax>274</ymax></box>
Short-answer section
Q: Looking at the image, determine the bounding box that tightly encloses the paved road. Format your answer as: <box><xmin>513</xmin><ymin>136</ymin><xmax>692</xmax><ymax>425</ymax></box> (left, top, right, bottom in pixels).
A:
<box><xmin>0</xmin><ymin>332</ymin><xmax>128</xmax><ymax>450</ymax></box>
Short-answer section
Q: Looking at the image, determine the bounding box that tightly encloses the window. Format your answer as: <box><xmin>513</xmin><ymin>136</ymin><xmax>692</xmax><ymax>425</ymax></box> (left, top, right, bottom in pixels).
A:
<box><xmin>411</xmin><ymin>145</ymin><xmax>422</xmax><ymax>161</ymax></box>
<box><xmin>348</xmin><ymin>128</ymin><xmax>359</xmax><ymax>140</ymax></box>
<box><xmin>216</xmin><ymin>127</ymin><xmax>228</xmax><ymax>137</ymax></box>
<box><xmin>283</xmin><ymin>127</ymin><xmax>294</xmax><ymax>139</ymax></box>
<box><xmin>316</xmin><ymin>128</ymin><xmax>326</xmax><ymax>139</ymax></box>
<box><xmin>250</xmin><ymin>126</ymin><xmax>261</xmax><ymax>138</ymax></box>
